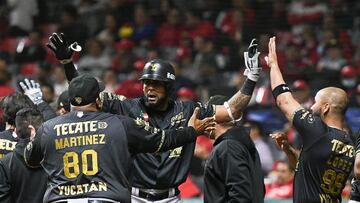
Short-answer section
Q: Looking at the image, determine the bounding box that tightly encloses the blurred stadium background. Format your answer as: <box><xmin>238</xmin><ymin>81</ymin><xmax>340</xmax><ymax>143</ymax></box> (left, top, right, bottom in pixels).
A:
<box><xmin>0</xmin><ymin>0</ymin><xmax>360</xmax><ymax>202</ymax></box>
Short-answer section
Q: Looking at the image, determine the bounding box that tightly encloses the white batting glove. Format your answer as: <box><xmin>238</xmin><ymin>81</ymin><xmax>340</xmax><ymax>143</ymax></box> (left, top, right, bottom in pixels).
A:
<box><xmin>19</xmin><ymin>78</ymin><xmax>44</xmax><ymax>105</ymax></box>
<box><xmin>244</xmin><ymin>38</ymin><xmax>262</xmax><ymax>82</ymax></box>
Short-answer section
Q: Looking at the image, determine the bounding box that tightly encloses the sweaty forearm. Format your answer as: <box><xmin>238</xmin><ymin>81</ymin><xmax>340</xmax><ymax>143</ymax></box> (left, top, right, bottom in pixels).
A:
<box><xmin>64</xmin><ymin>62</ymin><xmax>79</xmax><ymax>82</ymax></box>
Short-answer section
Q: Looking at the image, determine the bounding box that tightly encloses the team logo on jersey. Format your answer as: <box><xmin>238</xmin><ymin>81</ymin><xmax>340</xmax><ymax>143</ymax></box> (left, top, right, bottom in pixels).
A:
<box><xmin>169</xmin><ymin>146</ymin><xmax>182</xmax><ymax>158</ymax></box>
<box><xmin>98</xmin><ymin>122</ymin><xmax>108</xmax><ymax>129</ymax></box>
<box><xmin>74</xmin><ymin>97</ymin><xmax>82</xmax><ymax>105</ymax></box>
<box><xmin>307</xmin><ymin>114</ymin><xmax>314</xmax><ymax>123</ymax></box>
<box><xmin>170</xmin><ymin>112</ymin><xmax>185</xmax><ymax>126</ymax></box>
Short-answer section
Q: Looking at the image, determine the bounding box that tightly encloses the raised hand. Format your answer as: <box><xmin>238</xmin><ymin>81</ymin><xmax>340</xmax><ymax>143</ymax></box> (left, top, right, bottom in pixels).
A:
<box><xmin>265</xmin><ymin>36</ymin><xmax>278</xmax><ymax>69</ymax></box>
<box><xmin>19</xmin><ymin>78</ymin><xmax>44</xmax><ymax>105</ymax></box>
<box><xmin>244</xmin><ymin>38</ymin><xmax>262</xmax><ymax>82</ymax></box>
<box><xmin>46</xmin><ymin>33</ymin><xmax>82</xmax><ymax>64</ymax></box>
<box><xmin>188</xmin><ymin>107</ymin><xmax>216</xmax><ymax>135</ymax></box>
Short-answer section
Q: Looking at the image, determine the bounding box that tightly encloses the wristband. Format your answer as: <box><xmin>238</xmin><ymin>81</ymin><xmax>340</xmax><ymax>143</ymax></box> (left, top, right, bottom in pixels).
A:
<box><xmin>224</xmin><ymin>102</ymin><xmax>243</xmax><ymax>124</ymax></box>
<box><xmin>240</xmin><ymin>78</ymin><xmax>256</xmax><ymax>96</ymax></box>
<box><xmin>272</xmin><ymin>84</ymin><xmax>291</xmax><ymax>100</ymax></box>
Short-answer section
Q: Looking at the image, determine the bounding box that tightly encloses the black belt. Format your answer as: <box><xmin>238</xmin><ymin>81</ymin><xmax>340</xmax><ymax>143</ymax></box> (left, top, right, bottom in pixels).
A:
<box><xmin>137</xmin><ymin>188</ymin><xmax>180</xmax><ymax>201</ymax></box>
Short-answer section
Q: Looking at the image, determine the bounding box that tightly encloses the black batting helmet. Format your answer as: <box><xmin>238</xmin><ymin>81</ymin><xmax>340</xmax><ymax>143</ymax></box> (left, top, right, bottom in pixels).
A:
<box><xmin>139</xmin><ymin>59</ymin><xmax>176</xmax><ymax>98</ymax></box>
<box><xmin>139</xmin><ymin>59</ymin><xmax>176</xmax><ymax>83</ymax></box>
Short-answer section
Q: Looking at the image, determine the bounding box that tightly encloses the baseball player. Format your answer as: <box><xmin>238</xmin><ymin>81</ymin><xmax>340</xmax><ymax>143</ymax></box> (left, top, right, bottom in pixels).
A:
<box><xmin>46</xmin><ymin>33</ymin><xmax>261</xmax><ymax>202</ymax></box>
<box><xmin>0</xmin><ymin>108</ymin><xmax>47</xmax><ymax>203</ymax></box>
<box><xmin>0</xmin><ymin>88</ymin><xmax>56</xmax><ymax>158</ymax></box>
<box><xmin>268</xmin><ymin>36</ymin><xmax>354</xmax><ymax>203</ymax></box>
<box><xmin>349</xmin><ymin>132</ymin><xmax>360</xmax><ymax>203</ymax></box>
<box><xmin>24</xmin><ymin>74</ymin><xmax>215</xmax><ymax>203</ymax></box>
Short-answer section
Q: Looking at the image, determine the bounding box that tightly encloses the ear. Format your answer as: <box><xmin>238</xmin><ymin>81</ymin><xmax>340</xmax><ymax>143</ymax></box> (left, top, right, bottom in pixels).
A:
<box><xmin>95</xmin><ymin>98</ymin><xmax>102</xmax><ymax>109</ymax></box>
<box><xmin>28</xmin><ymin>125</ymin><xmax>36</xmax><ymax>140</ymax></box>
<box><xmin>322</xmin><ymin>103</ymin><xmax>330</xmax><ymax>115</ymax></box>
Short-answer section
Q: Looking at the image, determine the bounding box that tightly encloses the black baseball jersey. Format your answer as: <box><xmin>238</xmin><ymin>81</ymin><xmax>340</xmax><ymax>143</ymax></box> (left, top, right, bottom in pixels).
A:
<box><xmin>350</xmin><ymin>133</ymin><xmax>360</xmax><ymax>201</ymax></box>
<box><xmin>0</xmin><ymin>102</ymin><xmax>56</xmax><ymax>158</ymax></box>
<box><xmin>204</xmin><ymin>126</ymin><xmax>264</xmax><ymax>203</ymax></box>
<box><xmin>101</xmin><ymin>93</ymin><xmax>215</xmax><ymax>189</ymax></box>
<box><xmin>24</xmin><ymin>111</ymin><xmax>198</xmax><ymax>203</ymax></box>
<box><xmin>0</xmin><ymin>138</ymin><xmax>47</xmax><ymax>203</ymax></box>
<box><xmin>292</xmin><ymin>109</ymin><xmax>354</xmax><ymax>203</ymax></box>
<box><xmin>0</xmin><ymin>130</ymin><xmax>17</xmax><ymax>158</ymax></box>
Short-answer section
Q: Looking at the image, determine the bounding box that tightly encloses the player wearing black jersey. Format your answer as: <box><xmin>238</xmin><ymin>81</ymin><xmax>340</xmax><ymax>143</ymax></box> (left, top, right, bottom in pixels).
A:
<box><xmin>0</xmin><ymin>108</ymin><xmax>46</xmax><ymax>203</ymax></box>
<box><xmin>24</xmin><ymin>74</ymin><xmax>215</xmax><ymax>203</ymax></box>
<box><xmin>46</xmin><ymin>33</ymin><xmax>261</xmax><ymax>202</ymax></box>
<box><xmin>0</xmin><ymin>89</ymin><xmax>56</xmax><ymax>158</ymax></box>
<box><xmin>350</xmin><ymin>133</ymin><xmax>360</xmax><ymax>202</ymax></box>
<box><xmin>268</xmin><ymin>37</ymin><xmax>354</xmax><ymax>203</ymax></box>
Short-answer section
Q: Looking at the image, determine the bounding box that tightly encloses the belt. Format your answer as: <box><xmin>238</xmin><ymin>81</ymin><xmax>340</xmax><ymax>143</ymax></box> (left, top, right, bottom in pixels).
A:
<box><xmin>131</xmin><ymin>187</ymin><xmax>179</xmax><ymax>201</ymax></box>
<box><xmin>51</xmin><ymin>198</ymin><xmax>120</xmax><ymax>203</ymax></box>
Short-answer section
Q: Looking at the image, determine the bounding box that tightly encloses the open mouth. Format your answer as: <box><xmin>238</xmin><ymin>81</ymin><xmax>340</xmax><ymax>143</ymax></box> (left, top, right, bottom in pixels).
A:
<box><xmin>147</xmin><ymin>93</ymin><xmax>157</xmax><ymax>102</ymax></box>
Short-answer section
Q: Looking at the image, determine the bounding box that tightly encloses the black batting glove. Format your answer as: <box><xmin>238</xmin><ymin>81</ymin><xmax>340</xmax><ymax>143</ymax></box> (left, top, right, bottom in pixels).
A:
<box><xmin>46</xmin><ymin>33</ymin><xmax>82</xmax><ymax>64</ymax></box>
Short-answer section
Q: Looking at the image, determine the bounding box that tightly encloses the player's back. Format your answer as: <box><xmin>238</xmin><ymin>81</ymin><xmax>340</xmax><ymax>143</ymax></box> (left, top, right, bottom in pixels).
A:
<box><xmin>294</xmin><ymin>125</ymin><xmax>354</xmax><ymax>203</ymax></box>
<box><xmin>0</xmin><ymin>138</ymin><xmax>47</xmax><ymax>203</ymax></box>
<box><xmin>40</xmin><ymin>111</ymin><xmax>133</xmax><ymax>203</ymax></box>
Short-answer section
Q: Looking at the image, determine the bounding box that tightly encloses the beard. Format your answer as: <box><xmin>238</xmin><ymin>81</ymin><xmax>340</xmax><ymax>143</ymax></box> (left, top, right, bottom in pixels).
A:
<box><xmin>144</xmin><ymin>94</ymin><xmax>168</xmax><ymax>110</ymax></box>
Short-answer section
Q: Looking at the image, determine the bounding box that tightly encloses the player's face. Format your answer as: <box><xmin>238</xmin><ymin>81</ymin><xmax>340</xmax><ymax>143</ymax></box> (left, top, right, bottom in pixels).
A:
<box><xmin>143</xmin><ymin>79</ymin><xmax>168</xmax><ymax>109</ymax></box>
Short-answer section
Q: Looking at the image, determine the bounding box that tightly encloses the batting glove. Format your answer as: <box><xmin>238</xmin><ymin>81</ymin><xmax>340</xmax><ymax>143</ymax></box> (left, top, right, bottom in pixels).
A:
<box><xmin>244</xmin><ymin>38</ymin><xmax>262</xmax><ymax>82</ymax></box>
<box><xmin>19</xmin><ymin>78</ymin><xmax>44</xmax><ymax>105</ymax></box>
<box><xmin>46</xmin><ymin>33</ymin><xmax>82</xmax><ymax>64</ymax></box>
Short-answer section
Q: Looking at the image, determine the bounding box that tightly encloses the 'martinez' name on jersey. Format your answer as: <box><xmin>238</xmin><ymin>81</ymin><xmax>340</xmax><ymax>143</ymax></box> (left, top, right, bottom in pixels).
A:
<box><xmin>53</xmin><ymin>121</ymin><xmax>107</xmax><ymax>150</ymax></box>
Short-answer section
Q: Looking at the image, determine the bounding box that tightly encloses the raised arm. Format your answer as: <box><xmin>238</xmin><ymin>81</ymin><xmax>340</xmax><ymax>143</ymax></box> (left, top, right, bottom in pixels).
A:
<box><xmin>19</xmin><ymin>79</ymin><xmax>57</xmax><ymax>121</ymax></box>
<box><xmin>267</xmin><ymin>37</ymin><xmax>302</xmax><ymax>122</ymax></box>
<box><xmin>214</xmin><ymin>39</ymin><xmax>261</xmax><ymax>122</ymax></box>
<box><xmin>46</xmin><ymin>33</ymin><xmax>80</xmax><ymax>82</ymax></box>
<box><xmin>127</xmin><ymin>107</ymin><xmax>215</xmax><ymax>154</ymax></box>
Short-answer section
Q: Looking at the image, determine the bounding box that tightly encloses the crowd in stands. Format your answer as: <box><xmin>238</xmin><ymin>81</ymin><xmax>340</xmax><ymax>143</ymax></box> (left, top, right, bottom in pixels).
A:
<box><xmin>0</xmin><ymin>0</ymin><xmax>360</xmax><ymax>200</ymax></box>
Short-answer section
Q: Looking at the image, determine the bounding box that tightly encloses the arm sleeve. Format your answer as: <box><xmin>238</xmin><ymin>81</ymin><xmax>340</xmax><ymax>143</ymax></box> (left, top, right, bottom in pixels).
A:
<box><xmin>0</xmin><ymin>161</ymin><xmax>10</xmax><ymax>203</ymax></box>
<box><xmin>292</xmin><ymin>108</ymin><xmax>327</xmax><ymax>148</ymax></box>
<box><xmin>24</xmin><ymin>125</ymin><xmax>44</xmax><ymax>168</ymax></box>
<box><xmin>64</xmin><ymin>62</ymin><xmax>79</xmax><ymax>82</ymax></box>
<box><xmin>124</xmin><ymin>117</ymin><xmax>197</xmax><ymax>154</ymax></box>
<box><xmin>356</xmin><ymin>133</ymin><xmax>360</xmax><ymax>154</ymax></box>
<box><xmin>99</xmin><ymin>92</ymin><xmax>127</xmax><ymax>115</ymax></box>
<box><xmin>36</xmin><ymin>102</ymin><xmax>57</xmax><ymax>121</ymax></box>
<box><xmin>223</xmin><ymin>144</ymin><xmax>253</xmax><ymax>203</ymax></box>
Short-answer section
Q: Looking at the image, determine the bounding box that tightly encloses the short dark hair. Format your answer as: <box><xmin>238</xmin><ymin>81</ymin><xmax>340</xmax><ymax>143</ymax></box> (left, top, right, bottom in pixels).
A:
<box><xmin>15</xmin><ymin>108</ymin><xmax>43</xmax><ymax>139</ymax></box>
<box><xmin>1</xmin><ymin>92</ymin><xmax>36</xmax><ymax>125</ymax></box>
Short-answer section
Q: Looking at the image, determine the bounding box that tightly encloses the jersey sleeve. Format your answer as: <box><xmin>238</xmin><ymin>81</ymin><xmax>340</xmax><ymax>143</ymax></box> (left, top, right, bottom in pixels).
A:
<box><xmin>99</xmin><ymin>92</ymin><xmax>127</xmax><ymax>115</ymax></box>
<box><xmin>24</xmin><ymin>125</ymin><xmax>44</xmax><ymax>168</ymax></box>
<box><xmin>356</xmin><ymin>133</ymin><xmax>360</xmax><ymax>154</ymax></box>
<box><xmin>0</xmin><ymin>160</ymin><xmax>11</xmax><ymax>203</ymax></box>
<box><xmin>292</xmin><ymin>108</ymin><xmax>327</xmax><ymax>148</ymax></box>
<box><xmin>123</xmin><ymin>117</ymin><xmax>197</xmax><ymax>154</ymax></box>
<box><xmin>36</xmin><ymin>102</ymin><xmax>57</xmax><ymax>121</ymax></box>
